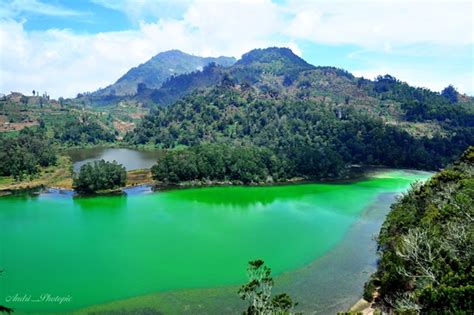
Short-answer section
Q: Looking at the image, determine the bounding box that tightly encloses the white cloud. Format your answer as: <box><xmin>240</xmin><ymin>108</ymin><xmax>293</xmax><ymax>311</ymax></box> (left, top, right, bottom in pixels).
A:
<box><xmin>285</xmin><ymin>0</ymin><xmax>473</xmax><ymax>49</ymax></box>
<box><xmin>0</xmin><ymin>0</ymin><xmax>472</xmax><ymax>97</ymax></box>
<box><xmin>0</xmin><ymin>0</ymin><xmax>297</xmax><ymax>98</ymax></box>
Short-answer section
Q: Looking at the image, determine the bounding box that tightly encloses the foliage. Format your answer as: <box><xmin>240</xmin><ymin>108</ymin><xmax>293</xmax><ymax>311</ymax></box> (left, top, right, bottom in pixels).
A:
<box><xmin>90</xmin><ymin>50</ymin><xmax>235</xmax><ymax>98</ymax></box>
<box><xmin>73</xmin><ymin>160</ymin><xmax>127</xmax><ymax>193</ymax></box>
<box><xmin>0</xmin><ymin>127</ymin><xmax>57</xmax><ymax>180</ymax></box>
<box><xmin>368</xmin><ymin>76</ymin><xmax>471</xmax><ymax>125</ymax></box>
<box><xmin>234</xmin><ymin>47</ymin><xmax>315</xmax><ymax>75</ymax></box>
<box><xmin>53</xmin><ymin>115</ymin><xmax>115</xmax><ymax>145</ymax></box>
<box><xmin>151</xmin><ymin>144</ymin><xmax>289</xmax><ymax>184</ymax></box>
<box><xmin>441</xmin><ymin>85</ymin><xmax>458</xmax><ymax>104</ymax></box>
<box><xmin>238</xmin><ymin>260</ymin><xmax>298</xmax><ymax>315</ymax></box>
<box><xmin>130</xmin><ymin>83</ymin><xmax>471</xmax><ymax>184</ymax></box>
<box><xmin>366</xmin><ymin>146</ymin><xmax>474</xmax><ymax>313</ymax></box>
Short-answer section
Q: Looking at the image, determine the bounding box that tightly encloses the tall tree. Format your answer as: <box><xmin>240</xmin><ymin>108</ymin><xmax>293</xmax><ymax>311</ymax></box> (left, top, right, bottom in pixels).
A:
<box><xmin>238</xmin><ymin>260</ymin><xmax>297</xmax><ymax>314</ymax></box>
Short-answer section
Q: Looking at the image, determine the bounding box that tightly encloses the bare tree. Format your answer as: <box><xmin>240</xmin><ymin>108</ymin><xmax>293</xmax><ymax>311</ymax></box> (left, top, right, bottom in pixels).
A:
<box><xmin>395</xmin><ymin>229</ymin><xmax>440</xmax><ymax>285</ymax></box>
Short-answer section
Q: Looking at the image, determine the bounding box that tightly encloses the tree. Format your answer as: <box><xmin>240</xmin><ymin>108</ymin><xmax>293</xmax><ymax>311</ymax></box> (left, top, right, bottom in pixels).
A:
<box><xmin>441</xmin><ymin>85</ymin><xmax>458</xmax><ymax>103</ymax></box>
<box><xmin>73</xmin><ymin>160</ymin><xmax>127</xmax><ymax>194</ymax></box>
<box><xmin>238</xmin><ymin>260</ymin><xmax>298</xmax><ymax>315</ymax></box>
<box><xmin>365</xmin><ymin>147</ymin><xmax>474</xmax><ymax>313</ymax></box>
<box><xmin>0</xmin><ymin>128</ymin><xmax>57</xmax><ymax>180</ymax></box>
<box><xmin>19</xmin><ymin>95</ymin><xmax>28</xmax><ymax>107</ymax></box>
<box><xmin>137</xmin><ymin>83</ymin><xmax>147</xmax><ymax>94</ymax></box>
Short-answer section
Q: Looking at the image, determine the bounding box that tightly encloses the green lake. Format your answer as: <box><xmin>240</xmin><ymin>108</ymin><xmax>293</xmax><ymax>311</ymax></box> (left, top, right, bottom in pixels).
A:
<box><xmin>67</xmin><ymin>147</ymin><xmax>162</xmax><ymax>171</ymax></box>
<box><xmin>0</xmin><ymin>170</ymin><xmax>431</xmax><ymax>314</ymax></box>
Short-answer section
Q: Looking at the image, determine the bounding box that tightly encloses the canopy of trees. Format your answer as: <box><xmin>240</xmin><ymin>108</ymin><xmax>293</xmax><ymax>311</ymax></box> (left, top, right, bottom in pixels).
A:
<box><xmin>130</xmin><ymin>85</ymin><xmax>472</xmax><ymax>184</ymax></box>
<box><xmin>53</xmin><ymin>117</ymin><xmax>115</xmax><ymax>145</ymax></box>
<box><xmin>238</xmin><ymin>259</ymin><xmax>298</xmax><ymax>314</ymax></box>
<box><xmin>369</xmin><ymin>76</ymin><xmax>470</xmax><ymax>124</ymax></box>
<box><xmin>151</xmin><ymin>144</ymin><xmax>289</xmax><ymax>184</ymax></box>
<box><xmin>441</xmin><ymin>85</ymin><xmax>459</xmax><ymax>104</ymax></box>
<box><xmin>0</xmin><ymin>128</ymin><xmax>57</xmax><ymax>180</ymax></box>
<box><xmin>365</xmin><ymin>147</ymin><xmax>474</xmax><ymax>313</ymax></box>
<box><xmin>73</xmin><ymin>160</ymin><xmax>127</xmax><ymax>194</ymax></box>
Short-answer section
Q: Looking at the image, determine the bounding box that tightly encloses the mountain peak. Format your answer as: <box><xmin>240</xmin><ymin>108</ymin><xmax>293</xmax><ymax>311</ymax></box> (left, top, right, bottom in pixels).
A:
<box><xmin>235</xmin><ymin>47</ymin><xmax>314</xmax><ymax>72</ymax></box>
<box><xmin>92</xmin><ymin>50</ymin><xmax>236</xmax><ymax>97</ymax></box>
<box><xmin>151</xmin><ymin>49</ymin><xmax>190</xmax><ymax>60</ymax></box>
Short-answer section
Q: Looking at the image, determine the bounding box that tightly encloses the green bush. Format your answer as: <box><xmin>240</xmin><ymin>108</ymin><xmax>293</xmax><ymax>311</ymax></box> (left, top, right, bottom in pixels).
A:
<box><xmin>366</xmin><ymin>146</ymin><xmax>474</xmax><ymax>313</ymax></box>
<box><xmin>73</xmin><ymin>160</ymin><xmax>127</xmax><ymax>193</ymax></box>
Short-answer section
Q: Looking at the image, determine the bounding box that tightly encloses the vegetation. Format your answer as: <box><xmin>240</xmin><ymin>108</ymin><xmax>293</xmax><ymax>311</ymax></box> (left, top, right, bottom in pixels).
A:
<box><xmin>0</xmin><ymin>93</ymin><xmax>119</xmax><ymax>145</ymax></box>
<box><xmin>368</xmin><ymin>75</ymin><xmax>472</xmax><ymax>125</ymax></box>
<box><xmin>52</xmin><ymin>116</ymin><xmax>115</xmax><ymax>145</ymax></box>
<box><xmin>364</xmin><ymin>147</ymin><xmax>474</xmax><ymax>313</ymax></box>
<box><xmin>1</xmin><ymin>47</ymin><xmax>472</xmax><ymax>192</ymax></box>
<box><xmin>88</xmin><ymin>49</ymin><xmax>235</xmax><ymax>98</ymax></box>
<box><xmin>125</xmin><ymin>48</ymin><xmax>472</xmax><ymax>184</ymax></box>
<box><xmin>238</xmin><ymin>260</ymin><xmax>298</xmax><ymax>315</ymax></box>
<box><xmin>0</xmin><ymin>127</ymin><xmax>57</xmax><ymax>180</ymax></box>
<box><xmin>132</xmin><ymin>83</ymin><xmax>471</xmax><ymax>184</ymax></box>
<box><xmin>151</xmin><ymin>144</ymin><xmax>288</xmax><ymax>184</ymax></box>
<box><xmin>73</xmin><ymin>160</ymin><xmax>127</xmax><ymax>194</ymax></box>
<box><xmin>441</xmin><ymin>85</ymin><xmax>459</xmax><ymax>104</ymax></box>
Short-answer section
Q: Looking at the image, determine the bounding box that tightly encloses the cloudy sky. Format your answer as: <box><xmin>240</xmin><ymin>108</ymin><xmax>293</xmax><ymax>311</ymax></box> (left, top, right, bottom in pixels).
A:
<box><xmin>0</xmin><ymin>0</ymin><xmax>472</xmax><ymax>98</ymax></box>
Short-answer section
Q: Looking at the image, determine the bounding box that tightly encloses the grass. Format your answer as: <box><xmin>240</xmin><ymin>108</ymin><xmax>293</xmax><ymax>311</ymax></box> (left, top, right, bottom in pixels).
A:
<box><xmin>0</xmin><ymin>156</ymin><xmax>156</xmax><ymax>194</ymax></box>
<box><xmin>0</xmin><ymin>155</ymin><xmax>73</xmax><ymax>192</ymax></box>
<box><xmin>126</xmin><ymin>169</ymin><xmax>154</xmax><ymax>187</ymax></box>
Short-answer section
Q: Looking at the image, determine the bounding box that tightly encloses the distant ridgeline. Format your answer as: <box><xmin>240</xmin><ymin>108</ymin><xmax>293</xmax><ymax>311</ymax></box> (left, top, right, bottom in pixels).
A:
<box><xmin>77</xmin><ymin>50</ymin><xmax>236</xmax><ymax>106</ymax></box>
<box><xmin>123</xmin><ymin>48</ymin><xmax>473</xmax><ymax>181</ymax></box>
<box><xmin>364</xmin><ymin>146</ymin><xmax>473</xmax><ymax>313</ymax></box>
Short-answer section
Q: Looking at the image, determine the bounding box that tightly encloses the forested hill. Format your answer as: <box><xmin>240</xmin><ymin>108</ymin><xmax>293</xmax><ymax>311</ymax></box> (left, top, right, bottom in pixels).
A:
<box><xmin>89</xmin><ymin>50</ymin><xmax>236</xmax><ymax>97</ymax></box>
<box><xmin>125</xmin><ymin>48</ymin><xmax>473</xmax><ymax>179</ymax></box>
<box><xmin>364</xmin><ymin>146</ymin><xmax>473</xmax><ymax>313</ymax></box>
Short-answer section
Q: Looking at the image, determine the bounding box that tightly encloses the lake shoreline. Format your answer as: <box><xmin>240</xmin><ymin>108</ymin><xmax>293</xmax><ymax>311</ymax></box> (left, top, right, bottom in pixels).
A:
<box><xmin>0</xmin><ymin>164</ymin><xmax>433</xmax><ymax>198</ymax></box>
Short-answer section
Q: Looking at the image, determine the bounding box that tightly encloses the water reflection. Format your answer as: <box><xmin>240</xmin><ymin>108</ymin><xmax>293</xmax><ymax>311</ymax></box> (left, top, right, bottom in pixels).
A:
<box><xmin>67</xmin><ymin>147</ymin><xmax>163</xmax><ymax>171</ymax></box>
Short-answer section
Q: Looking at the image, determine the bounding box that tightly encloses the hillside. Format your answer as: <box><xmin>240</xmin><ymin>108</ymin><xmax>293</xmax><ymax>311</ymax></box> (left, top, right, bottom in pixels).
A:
<box><xmin>0</xmin><ymin>93</ymin><xmax>118</xmax><ymax>144</ymax></box>
<box><xmin>91</xmin><ymin>50</ymin><xmax>235</xmax><ymax>97</ymax></box>
<box><xmin>124</xmin><ymin>48</ymin><xmax>473</xmax><ymax>132</ymax></box>
<box><xmin>125</xmin><ymin>48</ymin><xmax>473</xmax><ymax>180</ymax></box>
<box><xmin>363</xmin><ymin>147</ymin><xmax>473</xmax><ymax>313</ymax></box>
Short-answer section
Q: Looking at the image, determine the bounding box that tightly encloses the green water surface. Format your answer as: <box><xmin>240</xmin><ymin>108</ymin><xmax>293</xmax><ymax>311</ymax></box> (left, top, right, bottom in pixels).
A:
<box><xmin>0</xmin><ymin>170</ymin><xmax>431</xmax><ymax>313</ymax></box>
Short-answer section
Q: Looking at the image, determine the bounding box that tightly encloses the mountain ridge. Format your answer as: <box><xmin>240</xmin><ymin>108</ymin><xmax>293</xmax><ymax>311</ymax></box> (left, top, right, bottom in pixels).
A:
<box><xmin>92</xmin><ymin>50</ymin><xmax>236</xmax><ymax>97</ymax></box>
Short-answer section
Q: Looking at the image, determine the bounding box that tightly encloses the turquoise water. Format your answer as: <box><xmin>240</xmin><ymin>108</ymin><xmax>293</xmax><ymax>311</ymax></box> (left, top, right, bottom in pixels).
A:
<box><xmin>0</xmin><ymin>169</ymin><xmax>431</xmax><ymax>313</ymax></box>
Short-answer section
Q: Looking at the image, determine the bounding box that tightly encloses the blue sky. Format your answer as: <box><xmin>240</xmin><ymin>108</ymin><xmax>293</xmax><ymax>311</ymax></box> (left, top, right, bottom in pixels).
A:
<box><xmin>0</xmin><ymin>0</ymin><xmax>472</xmax><ymax>98</ymax></box>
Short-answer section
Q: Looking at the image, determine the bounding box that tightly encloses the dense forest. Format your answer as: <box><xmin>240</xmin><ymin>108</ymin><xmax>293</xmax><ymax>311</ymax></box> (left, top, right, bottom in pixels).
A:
<box><xmin>0</xmin><ymin>127</ymin><xmax>57</xmax><ymax>180</ymax></box>
<box><xmin>129</xmin><ymin>83</ymin><xmax>472</xmax><ymax>183</ymax></box>
<box><xmin>151</xmin><ymin>144</ymin><xmax>289</xmax><ymax>184</ymax></box>
<box><xmin>364</xmin><ymin>147</ymin><xmax>473</xmax><ymax>313</ymax></box>
<box><xmin>125</xmin><ymin>48</ymin><xmax>473</xmax><ymax>183</ymax></box>
<box><xmin>73</xmin><ymin>160</ymin><xmax>127</xmax><ymax>194</ymax></box>
<box><xmin>52</xmin><ymin>116</ymin><xmax>115</xmax><ymax>145</ymax></box>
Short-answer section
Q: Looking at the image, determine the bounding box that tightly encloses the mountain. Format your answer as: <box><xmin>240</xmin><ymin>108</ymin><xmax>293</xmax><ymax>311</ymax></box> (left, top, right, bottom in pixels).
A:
<box><xmin>136</xmin><ymin>47</ymin><xmax>317</xmax><ymax>105</ymax></box>
<box><xmin>233</xmin><ymin>47</ymin><xmax>315</xmax><ymax>74</ymax></box>
<box><xmin>92</xmin><ymin>50</ymin><xmax>236</xmax><ymax>97</ymax></box>
<box><xmin>125</xmin><ymin>47</ymin><xmax>473</xmax><ymax>179</ymax></box>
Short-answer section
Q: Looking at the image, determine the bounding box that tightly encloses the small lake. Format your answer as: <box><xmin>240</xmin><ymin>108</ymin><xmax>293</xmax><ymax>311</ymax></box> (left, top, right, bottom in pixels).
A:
<box><xmin>67</xmin><ymin>147</ymin><xmax>161</xmax><ymax>171</ymax></box>
<box><xmin>0</xmin><ymin>170</ymin><xmax>432</xmax><ymax>314</ymax></box>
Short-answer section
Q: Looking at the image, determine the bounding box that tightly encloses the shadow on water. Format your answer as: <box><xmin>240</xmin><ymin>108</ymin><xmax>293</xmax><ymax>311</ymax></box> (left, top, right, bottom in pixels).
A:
<box><xmin>73</xmin><ymin>194</ymin><xmax>128</xmax><ymax>212</ymax></box>
<box><xmin>67</xmin><ymin>147</ymin><xmax>163</xmax><ymax>171</ymax></box>
<box><xmin>163</xmin><ymin>183</ymin><xmax>348</xmax><ymax>208</ymax></box>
